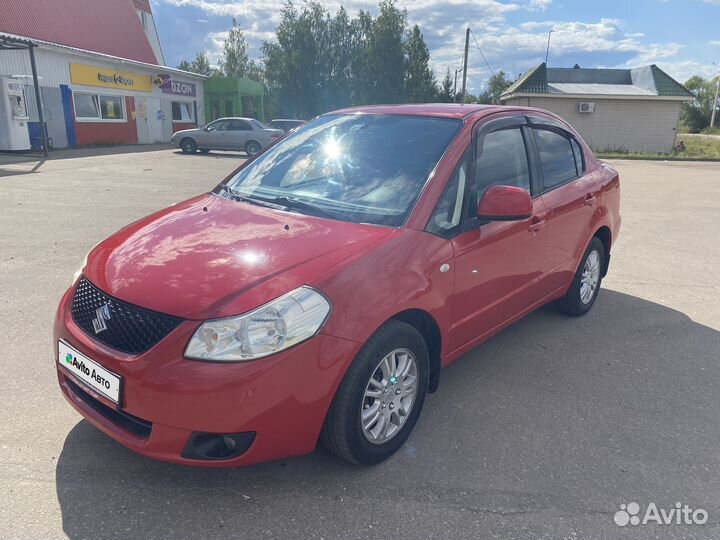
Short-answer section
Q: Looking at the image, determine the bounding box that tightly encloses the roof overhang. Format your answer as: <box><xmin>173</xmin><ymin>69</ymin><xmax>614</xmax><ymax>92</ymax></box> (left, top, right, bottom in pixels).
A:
<box><xmin>501</xmin><ymin>92</ymin><xmax>691</xmax><ymax>102</ymax></box>
<box><xmin>0</xmin><ymin>31</ymin><xmax>207</xmax><ymax>79</ymax></box>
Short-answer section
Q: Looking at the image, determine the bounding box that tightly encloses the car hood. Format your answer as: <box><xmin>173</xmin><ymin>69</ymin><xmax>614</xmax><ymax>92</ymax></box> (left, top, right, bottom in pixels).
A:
<box><xmin>172</xmin><ymin>128</ymin><xmax>200</xmax><ymax>137</ymax></box>
<box><xmin>83</xmin><ymin>194</ymin><xmax>393</xmax><ymax>320</ymax></box>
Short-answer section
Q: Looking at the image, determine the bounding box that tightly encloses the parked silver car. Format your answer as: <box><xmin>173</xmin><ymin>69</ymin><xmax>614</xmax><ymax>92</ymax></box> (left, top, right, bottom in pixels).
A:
<box><xmin>171</xmin><ymin>117</ymin><xmax>283</xmax><ymax>156</ymax></box>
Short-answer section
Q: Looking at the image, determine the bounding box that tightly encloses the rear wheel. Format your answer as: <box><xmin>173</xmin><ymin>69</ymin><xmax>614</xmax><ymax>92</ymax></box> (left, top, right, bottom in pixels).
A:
<box><xmin>555</xmin><ymin>236</ymin><xmax>605</xmax><ymax>316</ymax></box>
<box><xmin>180</xmin><ymin>138</ymin><xmax>198</xmax><ymax>153</ymax></box>
<box><xmin>322</xmin><ymin>320</ymin><xmax>429</xmax><ymax>465</ymax></box>
<box><xmin>245</xmin><ymin>141</ymin><xmax>261</xmax><ymax>156</ymax></box>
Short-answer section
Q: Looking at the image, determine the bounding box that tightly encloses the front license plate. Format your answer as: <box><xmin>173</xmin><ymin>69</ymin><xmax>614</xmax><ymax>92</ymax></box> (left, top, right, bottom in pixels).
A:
<box><xmin>58</xmin><ymin>340</ymin><xmax>121</xmax><ymax>404</ymax></box>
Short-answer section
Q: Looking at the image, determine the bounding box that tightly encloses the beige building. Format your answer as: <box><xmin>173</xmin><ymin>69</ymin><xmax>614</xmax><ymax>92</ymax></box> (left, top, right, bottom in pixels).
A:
<box><xmin>501</xmin><ymin>63</ymin><xmax>693</xmax><ymax>154</ymax></box>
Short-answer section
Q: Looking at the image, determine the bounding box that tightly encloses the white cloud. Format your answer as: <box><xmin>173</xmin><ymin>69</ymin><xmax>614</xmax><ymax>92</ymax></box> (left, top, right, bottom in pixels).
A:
<box><xmin>710</xmin><ymin>40</ymin><xmax>720</xmax><ymax>46</ymax></box>
<box><xmin>526</xmin><ymin>0</ymin><xmax>552</xmax><ymax>11</ymax></box>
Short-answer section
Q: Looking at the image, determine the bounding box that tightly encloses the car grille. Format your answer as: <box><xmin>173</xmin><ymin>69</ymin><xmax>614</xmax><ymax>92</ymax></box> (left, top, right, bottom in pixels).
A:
<box><xmin>71</xmin><ymin>277</ymin><xmax>183</xmax><ymax>355</ymax></box>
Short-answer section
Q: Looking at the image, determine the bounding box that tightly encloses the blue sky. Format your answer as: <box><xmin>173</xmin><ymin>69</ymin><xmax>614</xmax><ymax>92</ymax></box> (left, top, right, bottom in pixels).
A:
<box><xmin>151</xmin><ymin>0</ymin><xmax>720</xmax><ymax>93</ymax></box>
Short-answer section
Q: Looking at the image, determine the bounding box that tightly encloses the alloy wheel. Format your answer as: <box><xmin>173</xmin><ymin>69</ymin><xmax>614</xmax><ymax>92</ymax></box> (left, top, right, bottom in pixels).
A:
<box><xmin>580</xmin><ymin>249</ymin><xmax>601</xmax><ymax>304</ymax></box>
<box><xmin>360</xmin><ymin>348</ymin><xmax>418</xmax><ymax>444</ymax></box>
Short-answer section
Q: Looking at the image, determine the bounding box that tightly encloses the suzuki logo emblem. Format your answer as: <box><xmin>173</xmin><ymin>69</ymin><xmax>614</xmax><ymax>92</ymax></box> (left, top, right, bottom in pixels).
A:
<box><xmin>92</xmin><ymin>304</ymin><xmax>112</xmax><ymax>334</ymax></box>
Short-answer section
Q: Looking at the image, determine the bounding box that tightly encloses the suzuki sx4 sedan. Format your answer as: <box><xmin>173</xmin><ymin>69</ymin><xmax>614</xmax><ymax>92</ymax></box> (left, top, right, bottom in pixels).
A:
<box><xmin>55</xmin><ymin>104</ymin><xmax>621</xmax><ymax>467</ymax></box>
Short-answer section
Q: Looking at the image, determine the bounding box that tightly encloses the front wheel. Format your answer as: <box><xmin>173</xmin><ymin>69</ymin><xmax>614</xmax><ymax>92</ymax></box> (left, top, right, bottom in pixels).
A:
<box><xmin>555</xmin><ymin>236</ymin><xmax>605</xmax><ymax>316</ymax></box>
<box><xmin>180</xmin><ymin>138</ymin><xmax>198</xmax><ymax>153</ymax></box>
<box><xmin>322</xmin><ymin>320</ymin><xmax>429</xmax><ymax>465</ymax></box>
<box><xmin>245</xmin><ymin>141</ymin><xmax>261</xmax><ymax>156</ymax></box>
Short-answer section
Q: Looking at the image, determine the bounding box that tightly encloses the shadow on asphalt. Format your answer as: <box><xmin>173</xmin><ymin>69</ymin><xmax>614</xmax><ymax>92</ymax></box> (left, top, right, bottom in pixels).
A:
<box><xmin>55</xmin><ymin>290</ymin><xmax>720</xmax><ymax>539</ymax></box>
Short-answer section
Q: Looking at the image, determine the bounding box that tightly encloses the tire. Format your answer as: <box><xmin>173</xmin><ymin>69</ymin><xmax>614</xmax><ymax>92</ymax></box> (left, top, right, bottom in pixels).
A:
<box><xmin>180</xmin><ymin>138</ymin><xmax>198</xmax><ymax>153</ymax></box>
<box><xmin>245</xmin><ymin>141</ymin><xmax>262</xmax><ymax>156</ymax></box>
<box><xmin>555</xmin><ymin>236</ymin><xmax>605</xmax><ymax>316</ymax></box>
<box><xmin>322</xmin><ymin>320</ymin><xmax>429</xmax><ymax>465</ymax></box>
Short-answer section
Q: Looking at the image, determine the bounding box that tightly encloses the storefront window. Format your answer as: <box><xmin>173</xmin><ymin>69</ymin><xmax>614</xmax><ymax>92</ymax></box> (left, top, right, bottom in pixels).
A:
<box><xmin>74</xmin><ymin>92</ymin><xmax>125</xmax><ymax>121</ymax></box>
<box><xmin>171</xmin><ymin>101</ymin><xmax>194</xmax><ymax>122</ymax></box>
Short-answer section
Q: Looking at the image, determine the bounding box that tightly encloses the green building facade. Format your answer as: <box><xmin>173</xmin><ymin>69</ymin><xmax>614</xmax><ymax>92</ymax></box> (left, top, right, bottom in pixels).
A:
<box><xmin>203</xmin><ymin>77</ymin><xmax>265</xmax><ymax>122</ymax></box>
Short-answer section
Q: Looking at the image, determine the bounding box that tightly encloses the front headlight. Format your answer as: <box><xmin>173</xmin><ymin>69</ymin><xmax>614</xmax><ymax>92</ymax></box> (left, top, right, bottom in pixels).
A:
<box><xmin>185</xmin><ymin>286</ymin><xmax>331</xmax><ymax>361</ymax></box>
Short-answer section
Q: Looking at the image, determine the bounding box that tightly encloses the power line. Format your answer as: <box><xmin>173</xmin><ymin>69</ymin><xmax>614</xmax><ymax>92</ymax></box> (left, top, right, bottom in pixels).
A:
<box><xmin>468</xmin><ymin>28</ymin><xmax>496</xmax><ymax>78</ymax></box>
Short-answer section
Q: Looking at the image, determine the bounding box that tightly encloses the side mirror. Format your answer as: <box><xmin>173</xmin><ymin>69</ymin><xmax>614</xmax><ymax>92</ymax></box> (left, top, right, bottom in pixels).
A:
<box><xmin>477</xmin><ymin>185</ymin><xmax>532</xmax><ymax>221</ymax></box>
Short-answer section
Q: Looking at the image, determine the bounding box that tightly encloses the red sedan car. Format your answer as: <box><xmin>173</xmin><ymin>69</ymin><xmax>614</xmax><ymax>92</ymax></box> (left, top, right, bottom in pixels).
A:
<box><xmin>55</xmin><ymin>104</ymin><xmax>620</xmax><ymax>467</ymax></box>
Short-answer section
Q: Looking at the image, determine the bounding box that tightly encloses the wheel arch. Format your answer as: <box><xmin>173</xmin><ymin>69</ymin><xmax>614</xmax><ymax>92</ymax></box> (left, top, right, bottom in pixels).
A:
<box><xmin>390</xmin><ymin>309</ymin><xmax>442</xmax><ymax>393</ymax></box>
<box><xmin>593</xmin><ymin>225</ymin><xmax>612</xmax><ymax>277</ymax></box>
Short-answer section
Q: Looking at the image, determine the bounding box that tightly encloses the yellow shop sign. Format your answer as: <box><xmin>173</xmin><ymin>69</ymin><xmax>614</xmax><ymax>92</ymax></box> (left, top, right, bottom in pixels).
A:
<box><xmin>70</xmin><ymin>63</ymin><xmax>152</xmax><ymax>92</ymax></box>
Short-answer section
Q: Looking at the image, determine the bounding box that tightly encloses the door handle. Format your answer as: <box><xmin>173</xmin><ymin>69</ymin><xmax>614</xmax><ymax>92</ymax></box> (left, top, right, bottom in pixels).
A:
<box><xmin>584</xmin><ymin>193</ymin><xmax>597</xmax><ymax>206</ymax></box>
<box><xmin>528</xmin><ymin>219</ymin><xmax>546</xmax><ymax>233</ymax></box>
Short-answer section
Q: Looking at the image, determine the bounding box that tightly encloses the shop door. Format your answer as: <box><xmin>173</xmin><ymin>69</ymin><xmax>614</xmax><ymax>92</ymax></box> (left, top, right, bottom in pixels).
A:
<box><xmin>147</xmin><ymin>97</ymin><xmax>164</xmax><ymax>143</ymax></box>
<box><xmin>135</xmin><ymin>97</ymin><xmax>150</xmax><ymax>144</ymax></box>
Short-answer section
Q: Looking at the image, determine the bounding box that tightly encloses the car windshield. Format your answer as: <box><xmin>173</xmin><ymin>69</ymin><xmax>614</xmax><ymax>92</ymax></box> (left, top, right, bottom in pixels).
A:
<box><xmin>223</xmin><ymin>114</ymin><xmax>461</xmax><ymax>226</ymax></box>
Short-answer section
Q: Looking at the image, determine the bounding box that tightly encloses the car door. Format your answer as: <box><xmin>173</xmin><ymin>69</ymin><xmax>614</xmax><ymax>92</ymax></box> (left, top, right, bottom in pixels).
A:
<box><xmin>528</xmin><ymin>118</ymin><xmax>595</xmax><ymax>292</ymax></box>
<box><xmin>203</xmin><ymin>119</ymin><xmax>229</xmax><ymax>149</ymax></box>
<box><xmin>226</xmin><ymin>119</ymin><xmax>253</xmax><ymax>150</ymax></box>
<box><xmin>447</xmin><ymin>116</ymin><xmax>548</xmax><ymax>353</ymax></box>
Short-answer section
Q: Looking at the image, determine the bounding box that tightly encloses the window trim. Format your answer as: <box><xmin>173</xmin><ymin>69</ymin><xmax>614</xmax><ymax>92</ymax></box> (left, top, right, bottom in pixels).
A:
<box><xmin>73</xmin><ymin>92</ymin><xmax>126</xmax><ymax>123</ymax></box>
<box><xmin>171</xmin><ymin>100</ymin><xmax>194</xmax><ymax>123</ymax></box>
<box><xmin>525</xmin><ymin>117</ymin><xmax>586</xmax><ymax>194</ymax></box>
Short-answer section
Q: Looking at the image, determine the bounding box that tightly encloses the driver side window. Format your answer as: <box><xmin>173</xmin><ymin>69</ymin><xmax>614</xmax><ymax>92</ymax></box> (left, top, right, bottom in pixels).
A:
<box><xmin>475</xmin><ymin>127</ymin><xmax>530</xmax><ymax>199</ymax></box>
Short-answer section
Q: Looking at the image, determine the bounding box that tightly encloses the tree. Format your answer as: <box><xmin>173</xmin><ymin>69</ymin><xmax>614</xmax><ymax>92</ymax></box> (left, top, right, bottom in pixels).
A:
<box><xmin>437</xmin><ymin>67</ymin><xmax>454</xmax><ymax>103</ymax></box>
<box><xmin>681</xmin><ymin>75</ymin><xmax>719</xmax><ymax>132</ymax></box>
<box><xmin>368</xmin><ymin>0</ymin><xmax>407</xmax><ymax>104</ymax></box>
<box><xmin>220</xmin><ymin>18</ymin><xmax>261</xmax><ymax>78</ymax></box>
<box><xmin>478</xmin><ymin>71</ymin><xmax>513</xmax><ymax>104</ymax></box>
<box><xmin>405</xmin><ymin>25</ymin><xmax>436</xmax><ymax>103</ymax></box>
<box><xmin>177</xmin><ymin>51</ymin><xmax>213</xmax><ymax>76</ymax></box>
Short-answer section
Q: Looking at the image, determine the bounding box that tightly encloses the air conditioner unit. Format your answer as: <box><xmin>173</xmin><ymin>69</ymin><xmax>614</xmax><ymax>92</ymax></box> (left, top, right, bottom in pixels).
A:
<box><xmin>578</xmin><ymin>102</ymin><xmax>595</xmax><ymax>113</ymax></box>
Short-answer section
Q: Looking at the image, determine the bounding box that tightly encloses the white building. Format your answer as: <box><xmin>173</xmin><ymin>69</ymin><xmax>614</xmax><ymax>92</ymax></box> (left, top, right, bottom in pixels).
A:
<box><xmin>0</xmin><ymin>0</ymin><xmax>206</xmax><ymax>150</ymax></box>
<box><xmin>501</xmin><ymin>63</ymin><xmax>694</xmax><ymax>154</ymax></box>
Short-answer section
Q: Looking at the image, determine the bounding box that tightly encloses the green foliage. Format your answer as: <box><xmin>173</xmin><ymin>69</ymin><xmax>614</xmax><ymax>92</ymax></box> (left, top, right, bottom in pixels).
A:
<box><xmin>405</xmin><ymin>25</ymin><xmax>436</xmax><ymax>103</ymax></box>
<box><xmin>177</xmin><ymin>51</ymin><xmax>214</xmax><ymax>76</ymax></box>
<box><xmin>261</xmin><ymin>1</ymin><xmax>437</xmax><ymax>118</ymax></box>
<box><xmin>220</xmin><ymin>18</ymin><xmax>261</xmax><ymax>78</ymax></box>
<box><xmin>478</xmin><ymin>71</ymin><xmax>513</xmax><ymax>105</ymax></box>
<box><xmin>437</xmin><ymin>68</ymin><xmax>454</xmax><ymax>103</ymax></box>
<box><xmin>680</xmin><ymin>75</ymin><xmax>720</xmax><ymax>133</ymax></box>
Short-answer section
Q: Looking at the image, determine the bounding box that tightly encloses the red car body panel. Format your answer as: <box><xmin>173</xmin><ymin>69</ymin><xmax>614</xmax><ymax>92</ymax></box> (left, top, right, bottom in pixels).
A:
<box><xmin>54</xmin><ymin>104</ymin><xmax>621</xmax><ymax>466</ymax></box>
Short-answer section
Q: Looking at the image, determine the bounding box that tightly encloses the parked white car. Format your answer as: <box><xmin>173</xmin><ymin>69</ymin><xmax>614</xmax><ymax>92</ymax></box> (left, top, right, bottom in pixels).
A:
<box><xmin>171</xmin><ymin>117</ymin><xmax>284</xmax><ymax>156</ymax></box>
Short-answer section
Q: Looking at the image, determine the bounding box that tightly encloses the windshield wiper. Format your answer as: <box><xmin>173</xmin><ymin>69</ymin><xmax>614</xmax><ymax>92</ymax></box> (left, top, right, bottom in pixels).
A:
<box><xmin>218</xmin><ymin>185</ymin><xmax>287</xmax><ymax>210</ymax></box>
<box><xmin>264</xmin><ymin>196</ymin><xmax>350</xmax><ymax>221</ymax></box>
<box><xmin>219</xmin><ymin>186</ymin><xmax>348</xmax><ymax>221</ymax></box>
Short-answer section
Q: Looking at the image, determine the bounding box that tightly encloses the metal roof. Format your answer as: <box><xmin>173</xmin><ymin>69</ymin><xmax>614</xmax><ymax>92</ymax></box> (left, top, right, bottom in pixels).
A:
<box><xmin>0</xmin><ymin>0</ymin><xmax>158</xmax><ymax>64</ymax></box>
<box><xmin>548</xmin><ymin>83</ymin><xmax>654</xmax><ymax>96</ymax></box>
<box><xmin>0</xmin><ymin>31</ymin><xmax>206</xmax><ymax>79</ymax></box>
<box><xmin>503</xmin><ymin>63</ymin><xmax>693</xmax><ymax>99</ymax></box>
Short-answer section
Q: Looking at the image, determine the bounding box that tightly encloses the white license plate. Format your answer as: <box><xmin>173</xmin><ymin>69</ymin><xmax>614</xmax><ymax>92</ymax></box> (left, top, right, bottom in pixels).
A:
<box><xmin>58</xmin><ymin>340</ymin><xmax>121</xmax><ymax>404</ymax></box>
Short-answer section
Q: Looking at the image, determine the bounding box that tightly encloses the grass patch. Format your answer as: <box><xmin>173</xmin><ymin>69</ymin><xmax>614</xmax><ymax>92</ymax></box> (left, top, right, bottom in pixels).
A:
<box><xmin>597</xmin><ymin>135</ymin><xmax>720</xmax><ymax>160</ymax></box>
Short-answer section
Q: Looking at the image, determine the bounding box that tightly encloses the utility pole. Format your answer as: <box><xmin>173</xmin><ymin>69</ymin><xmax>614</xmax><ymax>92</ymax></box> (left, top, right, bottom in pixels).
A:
<box><xmin>460</xmin><ymin>27</ymin><xmax>470</xmax><ymax>104</ymax></box>
<box><xmin>453</xmin><ymin>67</ymin><xmax>463</xmax><ymax>103</ymax></box>
<box><xmin>545</xmin><ymin>29</ymin><xmax>554</xmax><ymax>65</ymax></box>
<box><xmin>711</xmin><ymin>62</ymin><xmax>720</xmax><ymax>129</ymax></box>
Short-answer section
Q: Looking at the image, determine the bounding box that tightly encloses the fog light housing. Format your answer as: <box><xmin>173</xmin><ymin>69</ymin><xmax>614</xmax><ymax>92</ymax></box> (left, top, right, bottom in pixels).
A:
<box><xmin>181</xmin><ymin>432</ymin><xmax>256</xmax><ymax>460</ymax></box>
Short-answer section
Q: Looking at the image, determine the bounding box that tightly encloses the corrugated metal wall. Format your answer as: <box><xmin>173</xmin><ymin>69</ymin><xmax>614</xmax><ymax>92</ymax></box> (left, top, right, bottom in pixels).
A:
<box><xmin>506</xmin><ymin>96</ymin><xmax>682</xmax><ymax>153</ymax></box>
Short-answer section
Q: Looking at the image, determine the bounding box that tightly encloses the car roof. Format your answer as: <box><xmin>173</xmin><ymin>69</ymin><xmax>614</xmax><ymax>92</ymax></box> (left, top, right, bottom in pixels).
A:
<box><xmin>331</xmin><ymin>103</ymin><xmax>500</xmax><ymax>119</ymax></box>
<box><xmin>213</xmin><ymin>117</ymin><xmax>258</xmax><ymax>122</ymax></box>
<box><xmin>271</xmin><ymin>119</ymin><xmax>305</xmax><ymax>123</ymax></box>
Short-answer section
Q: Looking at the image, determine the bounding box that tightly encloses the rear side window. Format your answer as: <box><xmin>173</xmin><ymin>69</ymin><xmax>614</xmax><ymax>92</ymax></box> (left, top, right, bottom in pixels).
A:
<box><xmin>533</xmin><ymin>128</ymin><xmax>579</xmax><ymax>189</ymax></box>
<box><xmin>475</xmin><ymin>128</ymin><xmax>530</xmax><ymax>199</ymax></box>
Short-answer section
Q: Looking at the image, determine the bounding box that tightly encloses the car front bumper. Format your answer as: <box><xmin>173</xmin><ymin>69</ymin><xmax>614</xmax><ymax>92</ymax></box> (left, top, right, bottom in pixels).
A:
<box><xmin>54</xmin><ymin>283</ymin><xmax>360</xmax><ymax>467</ymax></box>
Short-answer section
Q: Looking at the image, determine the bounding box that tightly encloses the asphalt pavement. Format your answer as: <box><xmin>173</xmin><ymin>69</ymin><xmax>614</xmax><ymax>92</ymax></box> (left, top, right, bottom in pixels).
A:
<box><xmin>1</xmin><ymin>148</ymin><xmax>719</xmax><ymax>539</ymax></box>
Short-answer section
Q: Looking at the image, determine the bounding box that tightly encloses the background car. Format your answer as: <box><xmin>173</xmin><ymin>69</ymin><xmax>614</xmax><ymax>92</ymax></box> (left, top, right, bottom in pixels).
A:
<box><xmin>171</xmin><ymin>117</ymin><xmax>283</xmax><ymax>156</ymax></box>
<box><xmin>268</xmin><ymin>118</ymin><xmax>306</xmax><ymax>133</ymax></box>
